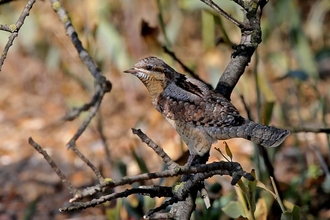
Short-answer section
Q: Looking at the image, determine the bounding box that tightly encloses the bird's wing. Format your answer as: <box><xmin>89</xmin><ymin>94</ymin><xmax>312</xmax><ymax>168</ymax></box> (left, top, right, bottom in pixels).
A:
<box><xmin>157</xmin><ymin>78</ymin><xmax>244</xmax><ymax>127</ymax></box>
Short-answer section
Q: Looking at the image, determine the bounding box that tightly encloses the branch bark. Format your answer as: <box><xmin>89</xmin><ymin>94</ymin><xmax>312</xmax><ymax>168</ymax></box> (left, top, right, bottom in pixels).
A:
<box><xmin>0</xmin><ymin>0</ymin><xmax>37</xmax><ymax>71</ymax></box>
<box><xmin>200</xmin><ymin>0</ymin><xmax>266</xmax><ymax>100</ymax></box>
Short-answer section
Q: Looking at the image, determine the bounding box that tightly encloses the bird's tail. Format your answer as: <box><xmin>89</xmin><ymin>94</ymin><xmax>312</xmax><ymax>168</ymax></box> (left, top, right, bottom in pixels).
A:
<box><xmin>211</xmin><ymin>119</ymin><xmax>290</xmax><ymax>147</ymax></box>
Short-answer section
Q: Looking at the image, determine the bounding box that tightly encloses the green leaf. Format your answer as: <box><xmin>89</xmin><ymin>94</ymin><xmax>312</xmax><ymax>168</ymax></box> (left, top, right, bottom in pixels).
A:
<box><xmin>248</xmin><ymin>170</ymin><xmax>257</xmax><ymax>213</ymax></box>
<box><xmin>261</xmin><ymin>101</ymin><xmax>274</xmax><ymax>126</ymax></box>
<box><xmin>224</xmin><ymin>141</ymin><xmax>233</xmax><ymax>161</ymax></box>
<box><xmin>237</xmin><ymin>179</ymin><xmax>248</xmax><ymax>194</ymax></box>
<box><xmin>256</xmin><ymin>180</ymin><xmax>277</xmax><ymax>199</ymax></box>
<box><xmin>222</xmin><ymin>201</ymin><xmax>246</xmax><ymax>218</ymax></box>
<box><xmin>23</xmin><ymin>199</ymin><xmax>38</xmax><ymax>220</ymax></box>
<box><xmin>281</xmin><ymin>204</ymin><xmax>301</xmax><ymax>220</ymax></box>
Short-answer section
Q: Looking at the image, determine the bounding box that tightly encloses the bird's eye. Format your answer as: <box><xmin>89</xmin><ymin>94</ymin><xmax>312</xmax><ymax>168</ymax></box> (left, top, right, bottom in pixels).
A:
<box><xmin>146</xmin><ymin>65</ymin><xmax>152</xmax><ymax>70</ymax></box>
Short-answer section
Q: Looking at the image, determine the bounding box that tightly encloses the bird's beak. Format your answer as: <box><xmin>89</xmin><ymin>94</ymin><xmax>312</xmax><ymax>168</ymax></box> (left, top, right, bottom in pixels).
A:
<box><xmin>124</xmin><ymin>68</ymin><xmax>138</xmax><ymax>74</ymax></box>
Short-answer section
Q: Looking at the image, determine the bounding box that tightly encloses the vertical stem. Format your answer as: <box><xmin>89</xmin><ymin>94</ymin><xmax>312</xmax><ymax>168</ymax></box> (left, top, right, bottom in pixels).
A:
<box><xmin>253</xmin><ymin>51</ymin><xmax>261</xmax><ymax>179</ymax></box>
<box><xmin>270</xmin><ymin>177</ymin><xmax>286</xmax><ymax>213</ymax></box>
<box><xmin>254</xmin><ymin>51</ymin><xmax>261</xmax><ymax>123</ymax></box>
<box><xmin>157</xmin><ymin>0</ymin><xmax>171</xmax><ymax>48</ymax></box>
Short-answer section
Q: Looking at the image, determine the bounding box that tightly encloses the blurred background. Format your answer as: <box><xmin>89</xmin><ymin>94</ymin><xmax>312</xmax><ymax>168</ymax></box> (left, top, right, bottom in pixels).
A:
<box><xmin>0</xmin><ymin>0</ymin><xmax>329</xmax><ymax>219</ymax></box>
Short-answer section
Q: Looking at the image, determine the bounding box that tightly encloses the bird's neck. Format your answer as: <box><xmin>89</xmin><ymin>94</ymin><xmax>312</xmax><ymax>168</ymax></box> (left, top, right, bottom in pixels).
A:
<box><xmin>141</xmin><ymin>79</ymin><xmax>166</xmax><ymax>106</ymax></box>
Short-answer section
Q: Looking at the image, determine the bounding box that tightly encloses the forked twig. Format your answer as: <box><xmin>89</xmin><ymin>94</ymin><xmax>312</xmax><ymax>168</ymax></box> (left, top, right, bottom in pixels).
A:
<box><xmin>48</xmin><ymin>0</ymin><xmax>112</xmax><ymax>174</ymax></box>
<box><xmin>28</xmin><ymin>138</ymin><xmax>78</xmax><ymax>195</ymax></box>
<box><xmin>0</xmin><ymin>0</ymin><xmax>37</xmax><ymax>70</ymax></box>
<box><xmin>200</xmin><ymin>0</ymin><xmax>245</xmax><ymax>29</ymax></box>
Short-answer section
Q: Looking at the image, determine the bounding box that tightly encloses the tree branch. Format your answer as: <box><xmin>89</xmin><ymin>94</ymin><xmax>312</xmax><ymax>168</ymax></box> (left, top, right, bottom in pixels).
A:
<box><xmin>49</xmin><ymin>0</ymin><xmax>103</xmax><ymax>81</ymax></box>
<box><xmin>200</xmin><ymin>0</ymin><xmax>245</xmax><ymax>28</ymax></box>
<box><xmin>200</xmin><ymin>0</ymin><xmax>266</xmax><ymax>100</ymax></box>
<box><xmin>28</xmin><ymin>138</ymin><xmax>78</xmax><ymax>195</ymax></box>
<box><xmin>60</xmin><ymin>186</ymin><xmax>173</xmax><ymax>212</ymax></box>
<box><xmin>48</xmin><ymin>0</ymin><xmax>112</xmax><ymax>175</ymax></box>
<box><xmin>0</xmin><ymin>0</ymin><xmax>37</xmax><ymax>71</ymax></box>
<box><xmin>288</xmin><ymin>127</ymin><xmax>330</xmax><ymax>133</ymax></box>
<box><xmin>132</xmin><ymin>128</ymin><xmax>180</xmax><ymax>170</ymax></box>
<box><xmin>61</xmin><ymin>161</ymin><xmax>250</xmax><ymax>212</ymax></box>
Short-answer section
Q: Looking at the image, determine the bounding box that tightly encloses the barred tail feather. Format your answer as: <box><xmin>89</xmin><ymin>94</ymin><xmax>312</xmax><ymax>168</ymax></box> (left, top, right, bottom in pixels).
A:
<box><xmin>242</xmin><ymin>120</ymin><xmax>290</xmax><ymax>147</ymax></box>
<box><xmin>209</xmin><ymin>119</ymin><xmax>290</xmax><ymax>147</ymax></box>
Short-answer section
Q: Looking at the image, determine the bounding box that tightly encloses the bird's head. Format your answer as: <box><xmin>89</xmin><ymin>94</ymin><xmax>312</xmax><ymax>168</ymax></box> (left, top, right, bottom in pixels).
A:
<box><xmin>124</xmin><ymin>57</ymin><xmax>176</xmax><ymax>98</ymax></box>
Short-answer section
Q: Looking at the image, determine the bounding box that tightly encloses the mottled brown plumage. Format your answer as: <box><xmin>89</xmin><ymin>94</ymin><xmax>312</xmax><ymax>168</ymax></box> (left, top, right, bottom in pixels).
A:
<box><xmin>124</xmin><ymin>57</ymin><xmax>290</xmax><ymax>156</ymax></box>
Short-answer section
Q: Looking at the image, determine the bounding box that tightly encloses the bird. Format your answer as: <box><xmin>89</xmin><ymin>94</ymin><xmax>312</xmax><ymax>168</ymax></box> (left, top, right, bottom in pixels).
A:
<box><xmin>124</xmin><ymin>57</ymin><xmax>290</xmax><ymax>158</ymax></box>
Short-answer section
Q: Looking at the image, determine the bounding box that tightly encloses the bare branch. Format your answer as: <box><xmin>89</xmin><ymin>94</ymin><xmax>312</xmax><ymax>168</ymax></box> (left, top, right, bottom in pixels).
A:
<box><xmin>96</xmin><ymin>113</ymin><xmax>112</xmax><ymax>169</ymax></box>
<box><xmin>49</xmin><ymin>0</ymin><xmax>103</xmax><ymax>81</ymax></box>
<box><xmin>60</xmin><ymin>186</ymin><xmax>173</xmax><ymax>212</ymax></box>
<box><xmin>0</xmin><ymin>0</ymin><xmax>37</xmax><ymax>70</ymax></box>
<box><xmin>66</xmin><ymin>91</ymin><xmax>104</xmax><ymax>146</ymax></box>
<box><xmin>289</xmin><ymin>127</ymin><xmax>330</xmax><ymax>133</ymax></box>
<box><xmin>162</xmin><ymin>46</ymin><xmax>212</xmax><ymax>86</ymax></box>
<box><xmin>132</xmin><ymin>128</ymin><xmax>180</xmax><ymax>170</ymax></box>
<box><xmin>201</xmin><ymin>0</ymin><xmax>267</xmax><ymax>100</ymax></box>
<box><xmin>200</xmin><ymin>0</ymin><xmax>245</xmax><ymax>28</ymax></box>
<box><xmin>28</xmin><ymin>137</ymin><xmax>78</xmax><ymax>195</ymax></box>
<box><xmin>48</xmin><ymin>1</ymin><xmax>113</xmax><ymax>179</ymax></box>
<box><xmin>62</xmin><ymin>161</ymin><xmax>249</xmax><ymax>212</ymax></box>
<box><xmin>69</xmin><ymin>160</ymin><xmax>245</xmax><ymax>202</ymax></box>
<box><xmin>146</xmin><ymin>166</ymin><xmax>249</xmax><ymax>218</ymax></box>
<box><xmin>69</xmin><ymin>143</ymin><xmax>105</xmax><ymax>184</ymax></box>
<box><xmin>0</xmin><ymin>24</ymin><xmax>14</xmax><ymax>32</ymax></box>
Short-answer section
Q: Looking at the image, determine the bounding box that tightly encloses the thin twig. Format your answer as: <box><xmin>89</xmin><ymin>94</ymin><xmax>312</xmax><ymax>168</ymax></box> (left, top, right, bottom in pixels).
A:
<box><xmin>50</xmin><ymin>0</ymin><xmax>112</xmax><ymax>126</ymax></box>
<box><xmin>146</xmin><ymin>197</ymin><xmax>178</xmax><ymax>218</ymax></box>
<box><xmin>50</xmin><ymin>0</ymin><xmax>112</xmax><ymax>132</ymax></box>
<box><xmin>0</xmin><ymin>24</ymin><xmax>14</xmax><ymax>32</ymax></box>
<box><xmin>0</xmin><ymin>0</ymin><xmax>37</xmax><ymax>70</ymax></box>
<box><xmin>201</xmin><ymin>0</ymin><xmax>266</xmax><ymax>100</ymax></box>
<box><xmin>70</xmin><ymin>160</ymin><xmax>246</xmax><ymax>201</ymax></box>
<box><xmin>132</xmin><ymin>128</ymin><xmax>179</xmax><ymax>170</ymax></box>
<box><xmin>289</xmin><ymin>127</ymin><xmax>330</xmax><ymax>133</ymax></box>
<box><xmin>49</xmin><ymin>0</ymin><xmax>103</xmax><ymax>80</ymax></box>
<box><xmin>66</xmin><ymin>91</ymin><xmax>104</xmax><ymax>148</ymax></box>
<box><xmin>69</xmin><ymin>143</ymin><xmax>105</xmax><ymax>184</ymax></box>
<box><xmin>62</xmin><ymin>95</ymin><xmax>97</xmax><ymax>121</ymax></box>
<box><xmin>49</xmin><ymin>1</ymin><xmax>112</xmax><ymax>183</ymax></box>
<box><xmin>214</xmin><ymin>147</ymin><xmax>230</xmax><ymax>162</ymax></box>
<box><xmin>65</xmin><ymin>90</ymin><xmax>106</xmax><ymax>184</ymax></box>
<box><xmin>28</xmin><ymin>137</ymin><xmax>78</xmax><ymax>195</ymax></box>
<box><xmin>60</xmin><ymin>186</ymin><xmax>173</xmax><ymax>212</ymax></box>
<box><xmin>200</xmin><ymin>0</ymin><xmax>245</xmax><ymax>29</ymax></box>
<box><xmin>63</xmin><ymin>162</ymin><xmax>248</xmax><ymax>212</ymax></box>
<box><xmin>163</xmin><ymin>47</ymin><xmax>199</xmax><ymax>79</ymax></box>
<box><xmin>163</xmin><ymin>46</ymin><xmax>213</xmax><ymax>89</ymax></box>
<box><xmin>270</xmin><ymin>176</ymin><xmax>286</xmax><ymax>213</ymax></box>
<box><xmin>97</xmin><ymin>113</ymin><xmax>112</xmax><ymax>170</ymax></box>
<box><xmin>239</xmin><ymin>94</ymin><xmax>253</xmax><ymax>121</ymax></box>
